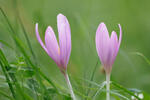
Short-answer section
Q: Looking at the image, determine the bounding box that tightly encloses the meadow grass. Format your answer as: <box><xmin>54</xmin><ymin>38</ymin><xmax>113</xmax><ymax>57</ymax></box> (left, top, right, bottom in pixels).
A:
<box><xmin>0</xmin><ymin>0</ymin><xmax>150</xmax><ymax>100</ymax></box>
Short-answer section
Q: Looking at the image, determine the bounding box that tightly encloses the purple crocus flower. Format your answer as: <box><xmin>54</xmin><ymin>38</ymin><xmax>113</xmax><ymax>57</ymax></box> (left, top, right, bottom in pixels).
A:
<box><xmin>95</xmin><ymin>22</ymin><xmax>122</xmax><ymax>74</ymax></box>
<box><xmin>95</xmin><ymin>22</ymin><xmax>122</xmax><ymax>100</ymax></box>
<box><xmin>35</xmin><ymin>14</ymin><xmax>71</xmax><ymax>73</ymax></box>
<box><xmin>35</xmin><ymin>14</ymin><xmax>76</xmax><ymax>100</ymax></box>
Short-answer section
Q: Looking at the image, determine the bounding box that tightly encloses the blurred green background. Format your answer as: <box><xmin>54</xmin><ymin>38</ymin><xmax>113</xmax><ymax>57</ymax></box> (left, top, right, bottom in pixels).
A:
<box><xmin>0</xmin><ymin>0</ymin><xmax>150</xmax><ymax>99</ymax></box>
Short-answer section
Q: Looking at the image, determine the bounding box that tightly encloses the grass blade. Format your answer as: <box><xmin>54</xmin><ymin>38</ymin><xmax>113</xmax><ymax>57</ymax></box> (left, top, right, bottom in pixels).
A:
<box><xmin>13</xmin><ymin>0</ymin><xmax>37</xmax><ymax>62</ymax></box>
<box><xmin>0</xmin><ymin>49</ymin><xmax>34</xmax><ymax>100</ymax></box>
<box><xmin>111</xmin><ymin>90</ymin><xmax>130</xmax><ymax>100</ymax></box>
<box><xmin>0</xmin><ymin>90</ymin><xmax>14</xmax><ymax>100</ymax></box>
<box><xmin>0</xmin><ymin>7</ymin><xmax>59</xmax><ymax>93</ymax></box>
<box><xmin>0</xmin><ymin>40</ymin><xmax>14</xmax><ymax>50</ymax></box>
<box><xmin>93</xmin><ymin>81</ymin><xmax>106</xmax><ymax>100</ymax></box>
<box><xmin>0</xmin><ymin>58</ymin><xmax>16</xmax><ymax>99</ymax></box>
<box><xmin>132</xmin><ymin>52</ymin><xmax>150</xmax><ymax>66</ymax></box>
<box><xmin>111</xmin><ymin>81</ymin><xmax>141</xmax><ymax>100</ymax></box>
<box><xmin>85</xmin><ymin>59</ymin><xmax>99</xmax><ymax>98</ymax></box>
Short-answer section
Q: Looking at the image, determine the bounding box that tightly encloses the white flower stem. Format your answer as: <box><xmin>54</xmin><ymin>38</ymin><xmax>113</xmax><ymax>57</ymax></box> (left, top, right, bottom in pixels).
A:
<box><xmin>64</xmin><ymin>73</ymin><xmax>76</xmax><ymax>100</ymax></box>
<box><xmin>106</xmin><ymin>73</ymin><xmax>110</xmax><ymax>100</ymax></box>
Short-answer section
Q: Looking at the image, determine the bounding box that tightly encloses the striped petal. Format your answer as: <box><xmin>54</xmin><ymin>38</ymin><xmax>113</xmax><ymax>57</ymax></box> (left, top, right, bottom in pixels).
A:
<box><xmin>109</xmin><ymin>31</ymin><xmax>118</xmax><ymax>65</ymax></box>
<box><xmin>95</xmin><ymin>22</ymin><xmax>110</xmax><ymax>66</ymax></box>
<box><xmin>118</xmin><ymin>24</ymin><xmax>122</xmax><ymax>49</ymax></box>
<box><xmin>35</xmin><ymin>23</ymin><xmax>49</xmax><ymax>54</ymax></box>
<box><xmin>45</xmin><ymin>26</ymin><xmax>60</xmax><ymax>66</ymax></box>
<box><xmin>109</xmin><ymin>24</ymin><xmax>122</xmax><ymax>66</ymax></box>
<box><xmin>95</xmin><ymin>23</ymin><xmax>122</xmax><ymax>74</ymax></box>
<box><xmin>57</xmin><ymin>14</ymin><xmax>71</xmax><ymax>68</ymax></box>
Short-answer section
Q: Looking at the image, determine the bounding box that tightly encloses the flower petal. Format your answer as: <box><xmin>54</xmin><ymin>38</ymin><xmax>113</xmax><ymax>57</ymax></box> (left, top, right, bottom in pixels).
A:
<box><xmin>109</xmin><ymin>31</ymin><xmax>119</xmax><ymax>65</ymax></box>
<box><xmin>35</xmin><ymin>23</ymin><xmax>49</xmax><ymax>54</ymax></box>
<box><xmin>57</xmin><ymin>14</ymin><xmax>71</xmax><ymax>68</ymax></box>
<box><xmin>45</xmin><ymin>26</ymin><xmax>60</xmax><ymax>65</ymax></box>
<box><xmin>118</xmin><ymin>24</ymin><xmax>122</xmax><ymax>48</ymax></box>
<box><xmin>95</xmin><ymin>22</ymin><xmax>110</xmax><ymax>66</ymax></box>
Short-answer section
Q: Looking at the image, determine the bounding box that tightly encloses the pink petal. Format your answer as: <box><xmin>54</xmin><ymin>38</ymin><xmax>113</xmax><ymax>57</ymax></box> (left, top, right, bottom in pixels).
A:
<box><xmin>57</xmin><ymin>14</ymin><xmax>71</xmax><ymax>68</ymax></box>
<box><xmin>118</xmin><ymin>24</ymin><xmax>122</xmax><ymax>48</ymax></box>
<box><xmin>109</xmin><ymin>24</ymin><xmax>122</xmax><ymax>66</ymax></box>
<box><xmin>109</xmin><ymin>31</ymin><xmax>119</xmax><ymax>65</ymax></box>
<box><xmin>35</xmin><ymin>23</ymin><xmax>49</xmax><ymax>54</ymax></box>
<box><xmin>95</xmin><ymin>22</ymin><xmax>110</xmax><ymax>66</ymax></box>
<box><xmin>45</xmin><ymin>26</ymin><xmax>60</xmax><ymax>65</ymax></box>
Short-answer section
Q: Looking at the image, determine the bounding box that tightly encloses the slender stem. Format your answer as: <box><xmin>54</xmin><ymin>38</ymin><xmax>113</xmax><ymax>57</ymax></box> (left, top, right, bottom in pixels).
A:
<box><xmin>64</xmin><ymin>73</ymin><xmax>76</xmax><ymax>100</ymax></box>
<box><xmin>106</xmin><ymin>73</ymin><xmax>110</xmax><ymax>100</ymax></box>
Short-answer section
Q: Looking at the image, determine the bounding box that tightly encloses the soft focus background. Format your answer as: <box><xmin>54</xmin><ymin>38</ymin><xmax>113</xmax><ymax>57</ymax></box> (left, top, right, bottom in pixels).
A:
<box><xmin>0</xmin><ymin>0</ymin><xmax>150</xmax><ymax>100</ymax></box>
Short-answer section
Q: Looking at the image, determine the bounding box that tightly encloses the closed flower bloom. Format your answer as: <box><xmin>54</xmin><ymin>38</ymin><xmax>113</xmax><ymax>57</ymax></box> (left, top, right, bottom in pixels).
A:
<box><xmin>95</xmin><ymin>22</ymin><xmax>122</xmax><ymax>100</ymax></box>
<box><xmin>35</xmin><ymin>14</ymin><xmax>71</xmax><ymax>73</ymax></box>
<box><xmin>95</xmin><ymin>22</ymin><xmax>122</xmax><ymax>74</ymax></box>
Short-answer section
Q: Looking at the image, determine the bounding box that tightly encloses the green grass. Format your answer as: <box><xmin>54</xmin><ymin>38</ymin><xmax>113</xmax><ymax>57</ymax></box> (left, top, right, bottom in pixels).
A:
<box><xmin>0</xmin><ymin>0</ymin><xmax>150</xmax><ymax>100</ymax></box>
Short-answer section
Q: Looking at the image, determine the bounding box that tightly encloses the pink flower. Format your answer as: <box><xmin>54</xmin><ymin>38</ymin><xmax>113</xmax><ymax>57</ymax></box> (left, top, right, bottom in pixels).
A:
<box><xmin>35</xmin><ymin>14</ymin><xmax>71</xmax><ymax>73</ymax></box>
<box><xmin>95</xmin><ymin>22</ymin><xmax>122</xmax><ymax>74</ymax></box>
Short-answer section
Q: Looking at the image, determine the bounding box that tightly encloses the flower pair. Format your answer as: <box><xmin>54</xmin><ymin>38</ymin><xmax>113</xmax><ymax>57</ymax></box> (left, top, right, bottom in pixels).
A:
<box><xmin>35</xmin><ymin>13</ymin><xmax>122</xmax><ymax>100</ymax></box>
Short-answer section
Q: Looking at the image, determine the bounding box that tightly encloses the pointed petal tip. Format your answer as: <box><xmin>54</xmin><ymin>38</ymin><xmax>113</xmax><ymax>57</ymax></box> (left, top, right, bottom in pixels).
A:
<box><xmin>35</xmin><ymin>23</ymin><xmax>49</xmax><ymax>54</ymax></box>
<box><xmin>118</xmin><ymin>24</ymin><xmax>122</xmax><ymax>47</ymax></box>
<box><xmin>57</xmin><ymin>13</ymin><xmax>65</xmax><ymax>19</ymax></box>
<box><xmin>58</xmin><ymin>13</ymin><xmax>64</xmax><ymax>16</ymax></box>
<box><xmin>45</xmin><ymin>26</ymin><xmax>56</xmax><ymax>40</ymax></box>
<box><xmin>118</xmin><ymin>24</ymin><xmax>122</xmax><ymax>34</ymax></box>
<box><xmin>35</xmin><ymin>23</ymin><xmax>38</xmax><ymax>34</ymax></box>
<box><xmin>118</xmin><ymin>24</ymin><xmax>122</xmax><ymax>36</ymax></box>
<box><xmin>35</xmin><ymin>23</ymin><xmax>38</xmax><ymax>29</ymax></box>
<box><xmin>111</xmin><ymin>31</ymin><xmax>118</xmax><ymax>42</ymax></box>
<box><xmin>36</xmin><ymin>23</ymin><xmax>39</xmax><ymax>28</ymax></box>
<box><xmin>97</xmin><ymin>22</ymin><xmax>107</xmax><ymax>31</ymax></box>
<box><xmin>47</xmin><ymin>26</ymin><xmax>52</xmax><ymax>31</ymax></box>
<box><xmin>96</xmin><ymin>22</ymin><xmax>108</xmax><ymax>35</ymax></box>
<box><xmin>100</xmin><ymin>22</ymin><xmax>105</xmax><ymax>25</ymax></box>
<box><xmin>98</xmin><ymin>22</ymin><xmax>105</xmax><ymax>27</ymax></box>
<box><xmin>36</xmin><ymin>23</ymin><xmax>38</xmax><ymax>25</ymax></box>
<box><xmin>111</xmin><ymin>31</ymin><xmax>117</xmax><ymax>37</ymax></box>
<box><xmin>118</xmin><ymin>24</ymin><xmax>121</xmax><ymax>28</ymax></box>
<box><xmin>57</xmin><ymin>13</ymin><xmax>68</xmax><ymax>27</ymax></box>
<box><xmin>112</xmin><ymin>31</ymin><xmax>116</xmax><ymax>33</ymax></box>
<box><xmin>45</xmin><ymin>25</ymin><xmax>55</xmax><ymax>33</ymax></box>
